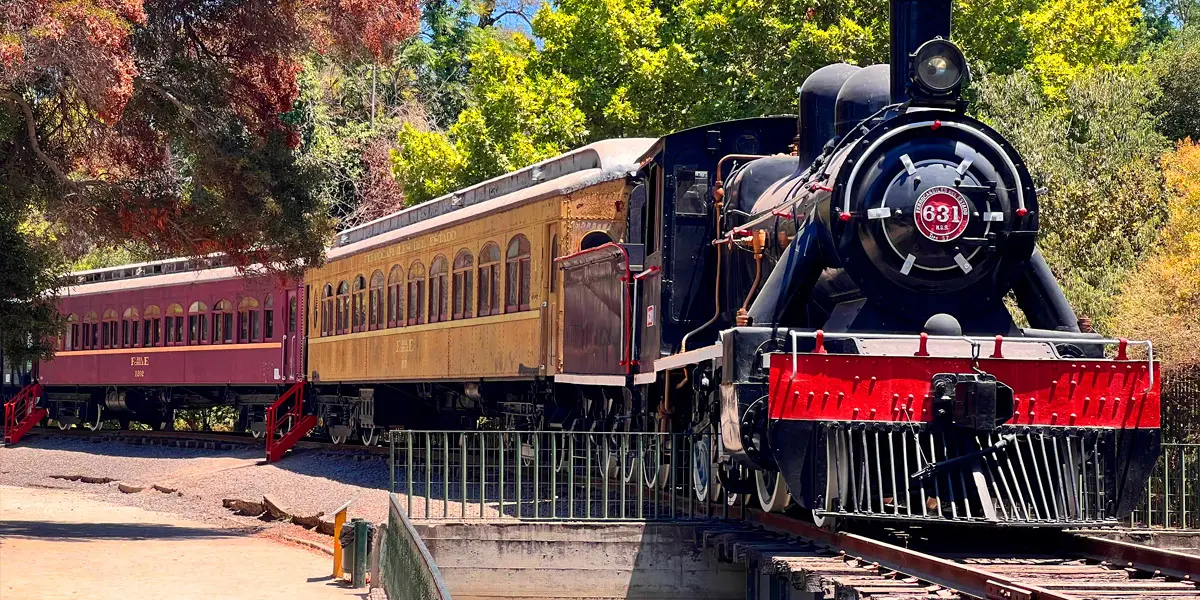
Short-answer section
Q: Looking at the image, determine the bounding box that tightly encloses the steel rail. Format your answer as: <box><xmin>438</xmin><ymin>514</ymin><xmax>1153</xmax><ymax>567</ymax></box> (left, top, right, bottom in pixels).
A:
<box><xmin>1062</xmin><ymin>533</ymin><xmax>1199</xmax><ymax>582</ymax></box>
<box><xmin>750</xmin><ymin>510</ymin><xmax>1079</xmax><ymax>600</ymax></box>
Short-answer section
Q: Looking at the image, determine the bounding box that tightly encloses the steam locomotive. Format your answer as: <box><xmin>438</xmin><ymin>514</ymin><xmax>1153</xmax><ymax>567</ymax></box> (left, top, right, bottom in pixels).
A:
<box><xmin>22</xmin><ymin>0</ymin><xmax>1158</xmax><ymax>528</ymax></box>
<box><xmin>558</xmin><ymin>0</ymin><xmax>1160</xmax><ymax>527</ymax></box>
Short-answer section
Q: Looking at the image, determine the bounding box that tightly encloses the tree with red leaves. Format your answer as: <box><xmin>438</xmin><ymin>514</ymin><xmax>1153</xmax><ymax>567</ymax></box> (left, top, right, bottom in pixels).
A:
<box><xmin>0</xmin><ymin>0</ymin><xmax>419</xmax><ymax>361</ymax></box>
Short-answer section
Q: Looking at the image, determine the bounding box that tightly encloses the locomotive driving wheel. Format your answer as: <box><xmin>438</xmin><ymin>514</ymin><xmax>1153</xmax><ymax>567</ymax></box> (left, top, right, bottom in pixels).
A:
<box><xmin>809</xmin><ymin>429</ymin><xmax>849</xmax><ymax>531</ymax></box>
<box><xmin>691</xmin><ymin>433</ymin><xmax>723</xmax><ymax>503</ymax></box>
<box><xmin>755</xmin><ymin>469</ymin><xmax>792</xmax><ymax>513</ymax></box>
<box><xmin>642</xmin><ymin>415</ymin><xmax>670</xmax><ymax>490</ymax></box>
<box><xmin>692</xmin><ymin>435</ymin><xmax>713</xmax><ymax>501</ymax></box>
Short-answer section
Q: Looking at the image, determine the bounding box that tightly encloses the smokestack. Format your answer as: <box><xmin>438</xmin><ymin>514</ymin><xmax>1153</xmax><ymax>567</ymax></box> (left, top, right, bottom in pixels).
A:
<box><xmin>889</xmin><ymin>0</ymin><xmax>952</xmax><ymax>103</ymax></box>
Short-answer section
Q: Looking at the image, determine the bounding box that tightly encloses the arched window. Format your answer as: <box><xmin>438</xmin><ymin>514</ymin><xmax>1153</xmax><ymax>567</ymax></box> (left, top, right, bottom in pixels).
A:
<box><xmin>122</xmin><ymin>307</ymin><xmax>140</xmax><ymax>348</ymax></box>
<box><xmin>65</xmin><ymin>314</ymin><xmax>79</xmax><ymax>351</ymax></box>
<box><xmin>478</xmin><ymin>243</ymin><xmax>501</xmax><ymax>317</ymax></box>
<box><xmin>83</xmin><ymin>311</ymin><xmax>98</xmax><ymax>349</ymax></box>
<box><xmin>212</xmin><ymin>300</ymin><xmax>233</xmax><ymax>344</ymax></box>
<box><xmin>453</xmin><ymin>250</ymin><xmax>474</xmax><ymax>320</ymax></box>
<box><xmin>336</xmin><ymin>281</ymin><xmax>350</xmax><ymax>335</ymax></box>
<box><xmin>352</xmin><ymin>275</ymin><xmax>367</xmax><ymax>332</ymax></box>
<box><xmin>321</xmin><ymin>284</ymin><xmax>334</xmax><ymax>337</ymax></box>
<box><xmin>238</xmin><ymin>298</ymin><xmax>260</xmax><ymax>343</ymax></box>
<box><xmin>188</xmin><ymin>301</ymin><xmax>208</xmax><ymax>345</ymax></box>
<box><xmin>264</xmin><ymin>294</ymin><xmax>275</xmax><ymax>340</ymax></box>
<box><xmin>143</xmin><ymin>305</ymin><xmax>161</xmax><ymax>348</ymax></box>
<box><xmin>166</xmin><ymin>304</ymin><xmax>184</xmax><ymax>345</ymax></box>
<box><xmin>369</xmin><ymin>270</ymin><xmax>385</xmax><ymax>330</ymax></box>
<box><xmin>580</xmin><ymin>230</ymin><xmax>612</xmax><ymax>250</ymax></box>
<box><xmin>407</xmin><ymin>261</ymin><xmax>426</xmax><ymax>325</ymax></box>
<box><xmin>506</xmin><ymin>234</ymin><xmax>532</xmax><ymax>312</ymax></box>
<box><xmin>387</xmin><ymin>265</ymin><xmax>403</xmax><ymax>328</ymax></box>
<box><xmin>429</xmin><ymin>255</ymin><xmax>449</xmax><ymax>323</ymax></box>
<box><xmin>102</xmin><ymin>309</ymin><xmax>118</xmax><ymax>349</ymax></box>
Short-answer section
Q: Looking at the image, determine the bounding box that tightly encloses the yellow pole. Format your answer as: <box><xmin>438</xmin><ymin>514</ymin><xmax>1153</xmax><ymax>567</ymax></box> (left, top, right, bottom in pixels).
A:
<box><xmin>331</xmin><ymin>501</ymin><xmax>352</xmax><ymax>578</ymax></box>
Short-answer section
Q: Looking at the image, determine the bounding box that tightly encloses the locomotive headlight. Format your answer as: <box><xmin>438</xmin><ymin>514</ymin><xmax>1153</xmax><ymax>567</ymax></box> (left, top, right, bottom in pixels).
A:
<box><xmin>911</xmin><ymin>39</ymin><xmax>967</xmax><ymax>96</ymax></box>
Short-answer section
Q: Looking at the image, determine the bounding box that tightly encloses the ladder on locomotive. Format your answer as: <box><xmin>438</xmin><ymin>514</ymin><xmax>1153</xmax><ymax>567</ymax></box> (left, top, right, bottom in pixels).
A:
<box><xmin>264</xmin><ymin>381</ymin><xmax>317</xmax><ymax>462</ymax></box>
<box><xmin>3</xmin><ymin>383</ymin><xmax>47</xmax><ymax>446</ymax></box>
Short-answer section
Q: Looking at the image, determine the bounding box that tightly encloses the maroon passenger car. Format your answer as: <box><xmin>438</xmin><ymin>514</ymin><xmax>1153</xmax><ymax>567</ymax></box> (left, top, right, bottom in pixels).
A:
<box><xmin>41</xmin><ymin>257</ymin><xmax>304</xmax><ymax>431</ymax></box>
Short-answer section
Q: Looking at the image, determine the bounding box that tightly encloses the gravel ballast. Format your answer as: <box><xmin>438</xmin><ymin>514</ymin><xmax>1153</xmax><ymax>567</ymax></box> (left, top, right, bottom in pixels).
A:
<box><xmin>0</xmin><ymin>436</ymin><xmax>395</xmax><ymax>549</ymax></box>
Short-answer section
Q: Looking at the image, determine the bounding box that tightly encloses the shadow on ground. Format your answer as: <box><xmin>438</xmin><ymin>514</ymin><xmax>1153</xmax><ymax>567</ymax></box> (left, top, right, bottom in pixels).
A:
<box><xmin>0</xmin><ymin>519</ymin><xmax>259</xmax><ymax>541</ymax></box>
<box><xmin>8</xmin><ymin>433</ymin><xmax>262</xmax><ymax>461</ymax></box>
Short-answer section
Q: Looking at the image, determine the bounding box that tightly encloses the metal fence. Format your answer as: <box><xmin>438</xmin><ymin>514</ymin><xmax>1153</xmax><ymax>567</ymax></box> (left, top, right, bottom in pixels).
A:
<box><xmin>1162</xmin><ymin>368</ymin><xmax>1200</xmax><ymax>444</ymax></box>
<box><xmin>378</xmin><ymin>492</ymin><xmax>452</xmax><ymax>600</ymax></box>
<box><xmin>386</xmin><ymin>430</ymin><xmax>1199</xmax><ymax>530</ymax></box>
<box><xmin>1128</xmin><ymin>443</ymin><xmax>1199</xmax><ymax>530</ymax></box>
<box><xmin>386</xmin><ymin>430</ymin><xmax>742</xmax><ymax>521</ymax></box>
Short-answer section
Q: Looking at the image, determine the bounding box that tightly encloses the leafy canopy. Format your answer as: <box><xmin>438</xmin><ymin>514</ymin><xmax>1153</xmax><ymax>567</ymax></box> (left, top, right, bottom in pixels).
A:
<box><xmin>973</xmin><ymin>66</ymin><xmax>1168</xmax><ymax>326</ymax></box>
<box><xmin>1107</xmin><ymin>139</ymin><xmax>1200</xmax><ymax>370</ymax></box>
<box><xmin>0</xmin><ymin>0</ymin><xmax>419</xmax><ymax>360</ymax></box>
<box><xmin>392</xmin><ymin>34</ymin><xmax>586</xmax><ymax>204</ymax></box>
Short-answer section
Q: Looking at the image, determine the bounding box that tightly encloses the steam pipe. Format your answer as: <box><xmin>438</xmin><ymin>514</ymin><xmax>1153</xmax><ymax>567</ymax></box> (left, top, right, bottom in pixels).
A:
<box><xmin>680</xmin><ymin>154</ymin><xmax>767</xmax><ymax>353</ymax></box>
<box><xmin>736</xmin><ymin>230</ymin><xmax>768</xmax><ymax>326</ymax></box>
<box><xmin>1012</xmin><ymin>246</ymin><xmax>1081</xmax><ymax>332</ymax></box>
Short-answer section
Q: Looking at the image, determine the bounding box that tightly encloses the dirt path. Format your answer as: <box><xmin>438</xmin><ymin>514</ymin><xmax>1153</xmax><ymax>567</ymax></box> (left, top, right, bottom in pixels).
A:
<box><xmin>0</xmin><ymin>485</ymin><xmax>364</xmax><ymax>600</ymax></box>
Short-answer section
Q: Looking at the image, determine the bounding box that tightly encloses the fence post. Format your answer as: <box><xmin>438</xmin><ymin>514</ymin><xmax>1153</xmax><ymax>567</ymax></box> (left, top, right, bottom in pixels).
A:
<box><xmin>331</xmin><ymin>500</ymin><xmax>352</xmax><ymax>579</ymax></box>
<box><xmin>352</xmin><ymin>518</ymin><xmax>368</xmax><ymax>588</ymax></box>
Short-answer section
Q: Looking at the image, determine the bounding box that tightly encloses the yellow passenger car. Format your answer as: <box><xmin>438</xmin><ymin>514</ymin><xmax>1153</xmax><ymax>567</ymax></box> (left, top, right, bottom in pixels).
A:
<box><xmin>304</xmin><ymin>139</ymin><xmax>653</xmax><ymax>433</ymax></box>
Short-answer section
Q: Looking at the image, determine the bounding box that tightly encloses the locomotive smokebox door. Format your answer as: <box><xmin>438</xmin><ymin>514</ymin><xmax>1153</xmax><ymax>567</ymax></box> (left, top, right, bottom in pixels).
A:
<box><xmin>931</xmin><ymin>373</ymin><xmax>1014</xmax><ymax>430</ymax></box>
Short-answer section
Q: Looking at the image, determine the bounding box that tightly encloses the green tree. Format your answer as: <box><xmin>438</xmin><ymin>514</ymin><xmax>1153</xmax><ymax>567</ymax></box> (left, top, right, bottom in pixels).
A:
<box><xmin>1149</xmin><ymin>26</ymin><xmax>1200</xmax><ymax>142</ymax></box>
<box><xmin>392</xmin><ymin>35</ymin><xmax>587</xmax><ymax>204</ymax></box>
<box><xmin>974</xmin><ymin>67</ymin><xmax>1169</xmax><ymax>324</ymax></box>
<box><xmin>1018</xmin><ymin>0</ymin><xmax>1143</xmax><ymax>95</ymax></box>
<box><xmin>1</xmin><ymin>0</ymin><xmax>420</xmax><ymax>359</ymax></box>
<box><xmin>0</xmin><ymin>211</ymin><xmax>61</xmax><ymax>362</ymax></box>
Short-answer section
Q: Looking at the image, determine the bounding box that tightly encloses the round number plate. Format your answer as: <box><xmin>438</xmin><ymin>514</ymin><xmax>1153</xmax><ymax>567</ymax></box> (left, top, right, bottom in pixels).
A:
<box><xmin>914</xmin><ymin>186</ymin><xmax>970</xmax><ymax>242</ymax></box>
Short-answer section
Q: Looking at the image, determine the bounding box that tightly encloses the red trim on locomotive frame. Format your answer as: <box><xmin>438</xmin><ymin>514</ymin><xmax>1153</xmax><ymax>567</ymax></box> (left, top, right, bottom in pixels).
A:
<box><xmin>767</xmin><ymin>352</ymin><xmax>1160</xmax><ymax>429</ymax></box>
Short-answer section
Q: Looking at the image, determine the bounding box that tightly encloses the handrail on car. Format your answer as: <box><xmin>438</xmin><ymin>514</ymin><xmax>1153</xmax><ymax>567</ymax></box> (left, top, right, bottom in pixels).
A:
<box><xmin>785</xmin><ymin>329</ymin><xmax>1156</xmax><ymax>390</ymax></box>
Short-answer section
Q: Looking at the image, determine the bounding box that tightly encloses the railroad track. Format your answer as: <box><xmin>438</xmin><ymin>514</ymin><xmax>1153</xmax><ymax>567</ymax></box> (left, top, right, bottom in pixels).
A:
<box><xmin>14</xmin><ymin>426</ymin><xmax>1198</xmax><ymax>598</ymax></box>
<box><xmin>698</xmin><ymin>509</ymin><xmax>1200</xmax><ymax>599</ymax></box>
<box><xmin>19</xmin><ymin>427</ymin><xmax>390</xmax><ymax>457</ymax></box>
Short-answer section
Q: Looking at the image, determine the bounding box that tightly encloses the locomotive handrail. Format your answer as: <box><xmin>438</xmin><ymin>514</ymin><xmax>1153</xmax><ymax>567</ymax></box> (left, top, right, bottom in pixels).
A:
<box><xmin>785</xmin><ymin>329</ymin><xmax>1155</xmax><ymax>389</ymax></box>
